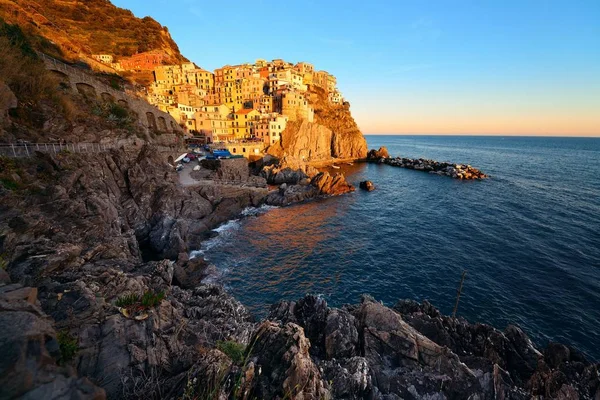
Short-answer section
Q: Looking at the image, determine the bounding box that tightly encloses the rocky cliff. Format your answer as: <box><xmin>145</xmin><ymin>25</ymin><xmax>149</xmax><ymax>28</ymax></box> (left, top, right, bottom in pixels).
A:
<box><xmin>270</xmin><ymin>86</ymin><xmax>368</xmax><ymax>163</ymax></box>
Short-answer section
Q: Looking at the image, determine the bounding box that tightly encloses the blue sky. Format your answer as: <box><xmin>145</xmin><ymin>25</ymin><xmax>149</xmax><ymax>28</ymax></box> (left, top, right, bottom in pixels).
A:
<box><xmin>111</xmin><ymin>0</ymin><xmax>600</xmax><ymax>135</ymax></box>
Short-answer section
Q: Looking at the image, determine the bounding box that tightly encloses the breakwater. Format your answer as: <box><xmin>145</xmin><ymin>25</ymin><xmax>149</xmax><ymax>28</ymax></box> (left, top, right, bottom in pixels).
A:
<box><xmin>367</xmin><ymin>146</ymin><xmax>488</xmax><ymax>180</ymax></box>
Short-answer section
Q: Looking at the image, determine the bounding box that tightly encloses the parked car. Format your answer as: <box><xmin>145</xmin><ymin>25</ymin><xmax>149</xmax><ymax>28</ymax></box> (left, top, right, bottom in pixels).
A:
<box><xmin>176</xmin><ymin>164</ymin><xmax>184</xmax><ymax>172</ymax></box>
<box><xmin>182</xmin><ymin>157</ymin><xmax>190</xmax><ymax>163</ymax></box>
<box><xmin>186</xmin><ymin>153</ymin><xmax>197</xmax><ymax>160</ymax></box>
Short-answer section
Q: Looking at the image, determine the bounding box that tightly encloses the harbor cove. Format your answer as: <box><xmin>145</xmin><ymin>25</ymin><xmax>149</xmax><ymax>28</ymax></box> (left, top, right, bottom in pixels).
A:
<box><xmin>201</xmin><ymin>135</ymin><xmax>600</xmax><ymax>361</ymax></box>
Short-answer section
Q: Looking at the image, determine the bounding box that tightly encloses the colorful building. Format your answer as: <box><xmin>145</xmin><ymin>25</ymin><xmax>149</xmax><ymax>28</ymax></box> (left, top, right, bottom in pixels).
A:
<box><xmin>233</xmin><ymin>108</ymin><xmax>261</xmax><ymax>139</ymax></box>
<box><xmin>255</xmin><ymin>115</ymin><xmax>288</xmax><ymax>145</ymax></box>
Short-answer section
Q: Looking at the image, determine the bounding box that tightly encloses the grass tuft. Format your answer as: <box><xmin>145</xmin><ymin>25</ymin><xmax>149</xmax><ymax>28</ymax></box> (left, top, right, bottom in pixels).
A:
<box><xmin>57</xmin><ymin>330</ymin><xmax>78</xmax><ymax>364</ymax></box>
<box><xmin>216</xmin><ymin>340</ymin><xmax>246</xmax><ymax>364</ymax></box>
<box><xmin>140</xmin><ymin>290</ymin><xmax>165</xmax><ymax>308</ymax></box>
<box><xmin>115</xmin><ymin>293</ymin><xmax>139</xmax><ymax>308</ymax></box>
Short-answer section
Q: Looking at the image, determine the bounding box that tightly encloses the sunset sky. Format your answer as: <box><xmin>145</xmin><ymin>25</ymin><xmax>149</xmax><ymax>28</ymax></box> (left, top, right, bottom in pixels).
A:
<box><xmin>112</xmin><ymin>0</ymin><xmax>600</xmax><ymax>136</ymax></box>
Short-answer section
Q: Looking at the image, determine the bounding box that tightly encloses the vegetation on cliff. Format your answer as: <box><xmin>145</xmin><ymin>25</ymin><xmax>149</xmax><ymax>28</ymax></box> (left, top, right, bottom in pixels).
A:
<box><xmin>0</xmin><ymin>18</ymin><xmax>161</xmax><ymax>143</ymax></box>
<box><xmin>0</xmin><ymin>0</ymin><xmax>185</xmax><ymax>62</ymax></box>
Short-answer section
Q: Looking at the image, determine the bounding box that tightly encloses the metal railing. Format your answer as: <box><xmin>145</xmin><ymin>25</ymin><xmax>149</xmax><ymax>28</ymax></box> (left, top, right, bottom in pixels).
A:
<box><xmin>0</xmin><ymin>143</ymin><xmax>183</xmax><ymax>158</ymax></box>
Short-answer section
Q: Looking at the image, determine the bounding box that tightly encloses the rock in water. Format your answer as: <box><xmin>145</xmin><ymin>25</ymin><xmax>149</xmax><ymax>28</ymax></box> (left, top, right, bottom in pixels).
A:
<box><xmin>367</xmin><ymin>146</ymin><xmax>389</xmax><ymax>160</ymax></box>
<box><xmin>359</xmin><ymin>180</ymin><xmax>375</xmax><ymax>191</ymax></box>
<box><xmin>311</xmin><ymin>171</ymin><xmax>355</xmax><ymax>195</ymax></box>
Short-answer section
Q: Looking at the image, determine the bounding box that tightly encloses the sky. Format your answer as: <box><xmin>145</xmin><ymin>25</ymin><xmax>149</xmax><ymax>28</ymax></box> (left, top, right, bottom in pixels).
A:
<box><xmin>111</xmin><ymin>0</ymin><xmax>600</xmax><ymax>136</ymax></box>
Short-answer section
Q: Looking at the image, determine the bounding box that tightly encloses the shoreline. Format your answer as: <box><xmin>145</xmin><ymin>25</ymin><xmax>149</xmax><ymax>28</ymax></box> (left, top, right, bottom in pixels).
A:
<box><xmin>2</xmin><ymin>146</ymin><xmax>598</xmax><ymax>399</ymax></box>
<box><xmin>189</xmin><ymin>161</ymin><xmax>590</xmax><ymax>360</ymax></box>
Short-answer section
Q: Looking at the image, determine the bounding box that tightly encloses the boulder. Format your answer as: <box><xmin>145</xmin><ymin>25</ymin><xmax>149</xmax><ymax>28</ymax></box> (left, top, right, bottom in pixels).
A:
<box><xmin>359</xmin><ymin>180</ymin><xmax>375</xmax><ymax>191</ymax></box>
<box><xmin>0</xmin><ymin>284</ymin><xmax>106</xmax><ymax>400</ymax></box>
<box><xmin>367</xmin><ymin>146</ymin><xmax>389</xmax><ymax>160</ymax></box>
<box><xmin>242</xmin><ymin>321</ymin><xmax>330</xmax><ymax>399</ymax></box>
<box><xmin>311</xmin><ymin>171</ymin><xmax>355</xmax><ymax>196</ymax></box>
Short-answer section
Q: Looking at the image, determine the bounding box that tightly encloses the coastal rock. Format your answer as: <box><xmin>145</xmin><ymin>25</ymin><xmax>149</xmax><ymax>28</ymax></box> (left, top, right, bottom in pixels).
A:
<box><xmin>0</xmin><ymin>284</ymin><xmax>106</xmax><ymax>400</ymax></box>
<box><xmin>276</xmin><ymin>107</ymin><xmax>367</xmax><ymax>163</ymax></box>
<box><xmin>311</xmin><ymin>171</ymin><xmax>355</xmax><ymax>196</ymax></box>
<box><xmin>372</xmin><ymin>154</ymin><xmax>488</xmax><ymax>180</ymax></box>
<box><xmin>367</xmin><ymin>147</ymin><xmax>389</xmax><ymax>160</ymax></box>
<box><xmin>320</xmin><ymin>357</ymin><xmax>372</xmax><ymax>398</ymax></box>
<box><xmin>242</xmin><ymin>321</ymin><xmax>330</xmax><ymax>399</ymax></box>
<box><xmin>359</xmin><ymin>180</ymin><xmax>375</xmax><ymax>191</ymax></box>
<box><xmin>279</xmin><ymin>120</ymin><xmax>334</xmax><ymax>161</ymax></box>
<box><xmin>308</xmin><ymin>85</ymin><xmax>368</xmax><ymax>159</ymax></box>
<box><xmin>259</xmin><ymin>155</ymin><xmax>318</xmax><ymax>185</ymax></box>
<box><xmin>265</xmin><ymin>171</ymin><xmax>354</xmax><ymax>206</ymax></box>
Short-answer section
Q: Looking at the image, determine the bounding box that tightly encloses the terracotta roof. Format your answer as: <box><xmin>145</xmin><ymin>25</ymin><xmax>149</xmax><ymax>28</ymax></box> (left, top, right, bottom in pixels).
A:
<box><xmin>236</xmin><ymin>108</ymin><xmax>255</xmax><ymax>115</ymax></box>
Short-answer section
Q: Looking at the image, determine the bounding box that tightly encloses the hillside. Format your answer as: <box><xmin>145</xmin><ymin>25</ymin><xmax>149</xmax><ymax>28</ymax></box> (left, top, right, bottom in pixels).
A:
<box><xmin>0</xmin><ymin>0</ymin><xmax>185</xmax><ymax>63</ymax></box>
<box><xmin>0</xmin><ymin>18</ymin><xmax>180</xmax><ymax>144</ymax></box>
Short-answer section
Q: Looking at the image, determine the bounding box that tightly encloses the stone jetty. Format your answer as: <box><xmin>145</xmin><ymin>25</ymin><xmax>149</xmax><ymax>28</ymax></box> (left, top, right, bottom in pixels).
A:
<box><xmin>367</xmin><ymin>147</ymin><xmax>488</xmax><ymax>180</ymax></box>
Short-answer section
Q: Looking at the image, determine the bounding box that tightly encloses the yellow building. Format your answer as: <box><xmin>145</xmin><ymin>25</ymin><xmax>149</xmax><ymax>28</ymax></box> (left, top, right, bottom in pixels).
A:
<box><xmin>233</xmin><ymin>109</ymin><xmax>261</xmax><ymax>139</ymax></box>
<box><xmin>242</xmin><ymin>76</ymin><xmax>267</xmax><ymax>99</ymax></box>
<box><xmin>250</xmin><ymin>95</ymin><xmax>275</xmax><ymax>113</ymax></box>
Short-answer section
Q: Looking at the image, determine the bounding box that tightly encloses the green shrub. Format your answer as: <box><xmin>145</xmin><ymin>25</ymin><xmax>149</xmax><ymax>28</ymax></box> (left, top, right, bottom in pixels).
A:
<box><xmin>0</xmin><ymin>177</ymin><xmax>19</xmax><ymax>191</ymax></box>
<box><xmin>115</xmin><ymin>293</ymin><xmax>139</xmax><ymax>308</ymax></box>
<box><xmin>57</xmin><ymin>330</ymin><xmax>78</xmax><ymax>364</ymax></box>
<box><xmin>216</xmin><ymin>340</ymin><xmax>246</xmax><ymax>364</ymax></box>
<box><xmin>140</xmin><ymin>290</ymin><xmax>164</xmax><ymax>308</ymax></box>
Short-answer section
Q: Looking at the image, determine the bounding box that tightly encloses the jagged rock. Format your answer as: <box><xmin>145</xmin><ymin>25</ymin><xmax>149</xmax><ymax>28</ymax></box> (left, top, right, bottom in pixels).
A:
<box><xmin>279</xmin><ymin>120</ymin><xmax>334</xmax><ymax>161</ymax></box>
<box><xmin>321</xmin><ymin>357</ymin><xmax>371</xmax><ymax>398</ymax></box>
<box><xmin>173</xmin><ymin>255</ymin><xmax>217</xmax><ymax>289</ymax></box>
<box><xmin>264</xmin><ymin>171</ymin><xmax>354</xmax><ymax>206</ymax></box>
<box><xmin>0</xmin><ymin>284</ymin><xmax>106</xmax><ymax>399</ymax></box>
<box><xmin>325</xmin><ymin>308</ymin><xmax>359</xmax><ymax>359</ymax></box>
<box><xmin>367</xmin><ymin>147</ymin><xmax>389</xmax><ymax>160</ymax></box>
<box><xmin>359</xmin><ymin>180</ymin><xmax>375</xmax><ymax>191</ymax></box>
<box><xmin>243</xmin><ymin>321</ymin><xmax>330</xmax><ymax>399</ymax></box>
<box><xmin>268</xmin><ymin>295</ymin><xmax>329</xmax><ymax>358</ymax></box>
<box><xmin>311</xmin><ymin>171</ymin><xmax>355</xmax><ymax>195</ymax></box>
<box><xmin>259</xmin><ymin>155</ymin><xmax>317</xmax><ymax>185</ymax></box>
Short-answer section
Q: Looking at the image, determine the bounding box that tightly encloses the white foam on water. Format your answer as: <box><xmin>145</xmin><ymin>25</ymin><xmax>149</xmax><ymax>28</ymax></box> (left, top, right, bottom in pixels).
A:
<box><xmin>190</xmin><ymin>219</ymin><xmax>241</xmax><ymax>259</ymax></box>
<box><xmin>241</xmin><ymin>204</ymin><xmax>279</xmax><ymax>217</ymax></box>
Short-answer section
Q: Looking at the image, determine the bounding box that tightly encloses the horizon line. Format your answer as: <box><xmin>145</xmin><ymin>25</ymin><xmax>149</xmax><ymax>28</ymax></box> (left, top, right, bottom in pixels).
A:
<box><xmin>363</xmin><ymin>133</ymin><xmax>600</xmax><ymax>138</ymax></box>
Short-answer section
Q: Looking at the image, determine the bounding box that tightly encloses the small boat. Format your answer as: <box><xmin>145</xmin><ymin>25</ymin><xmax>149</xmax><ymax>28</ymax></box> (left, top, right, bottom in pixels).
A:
<box><xmin>346</xmin><ymin>162</ymin><xmax>354</xmax><ymax>166</ymax></box>
<box><xmin>331</xmin><ymin>165</ymin><xmax>340</xmax><ymax>169</ymax></box>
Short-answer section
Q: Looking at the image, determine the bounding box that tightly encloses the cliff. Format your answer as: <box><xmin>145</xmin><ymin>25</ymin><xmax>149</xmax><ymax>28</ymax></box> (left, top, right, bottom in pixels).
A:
<box><xmin>271</xmin><ymin>86</ymin><xmax>368</xmax><ymax>163</ymax></box>
<box><xmin>0</xmin><ymin>0</ymin><xmax>185</xmax><ymax>63</ymax></box>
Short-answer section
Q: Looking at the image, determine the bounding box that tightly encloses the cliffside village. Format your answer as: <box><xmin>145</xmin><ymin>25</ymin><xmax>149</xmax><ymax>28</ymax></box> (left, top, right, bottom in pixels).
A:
<box><xmin>92</xmin><ymin>51</ymin><xmax>344</xmax><ymax>157</ymax></box>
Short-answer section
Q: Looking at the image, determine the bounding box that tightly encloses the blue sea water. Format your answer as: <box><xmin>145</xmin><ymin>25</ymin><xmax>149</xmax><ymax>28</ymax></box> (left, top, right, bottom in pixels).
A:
<box><xmin>198</xmin><ymin>135</ymin><xmax>600</xmax><ymax>360</ymax></box>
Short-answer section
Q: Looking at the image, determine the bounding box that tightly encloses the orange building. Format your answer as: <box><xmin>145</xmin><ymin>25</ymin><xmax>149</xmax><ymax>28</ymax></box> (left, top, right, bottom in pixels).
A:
<box><xmin>118</xmin><ymin>51</ymin><xmax>167</xmax><ymax>71</ymax></box>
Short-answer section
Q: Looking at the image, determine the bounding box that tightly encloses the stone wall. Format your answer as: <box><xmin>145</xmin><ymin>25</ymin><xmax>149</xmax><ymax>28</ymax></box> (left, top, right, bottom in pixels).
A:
<box><xmin>39</xmin><ymin>53</ymin><xmax>182</xmax><ymax>136</ymax></box>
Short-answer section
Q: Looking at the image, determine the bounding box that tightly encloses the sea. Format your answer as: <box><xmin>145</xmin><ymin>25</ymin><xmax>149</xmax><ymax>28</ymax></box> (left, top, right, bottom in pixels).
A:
<box><xmin>193</xmin><ymin>135</ymin><xmax>600</xmax><ymax>360</ymax></box>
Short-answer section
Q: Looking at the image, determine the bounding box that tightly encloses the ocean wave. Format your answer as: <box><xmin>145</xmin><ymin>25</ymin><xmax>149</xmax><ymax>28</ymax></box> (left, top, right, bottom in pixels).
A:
<box><xmin>241</xmin><ymin>204</ymin><xmax>279</xmax><ymax>217</ymax></box>
<box><xmin>190</xmin><ymin>219</ymin><xmax>241</xmax><ymax>259</ymax></box>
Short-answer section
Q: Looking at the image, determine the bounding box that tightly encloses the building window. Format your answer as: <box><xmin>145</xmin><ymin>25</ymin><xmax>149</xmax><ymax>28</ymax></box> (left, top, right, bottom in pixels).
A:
<box><xmin>243</xmin><ymin>148</ymin><xmax>246</xmax><ymax>153</ymax></box>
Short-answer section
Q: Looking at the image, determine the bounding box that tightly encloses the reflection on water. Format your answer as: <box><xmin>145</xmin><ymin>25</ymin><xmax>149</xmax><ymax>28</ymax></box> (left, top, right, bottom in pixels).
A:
<box><xmin>204</xmin><ymin>136</ymin><xmax>600</xmax><ymax>360</ymax></box>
